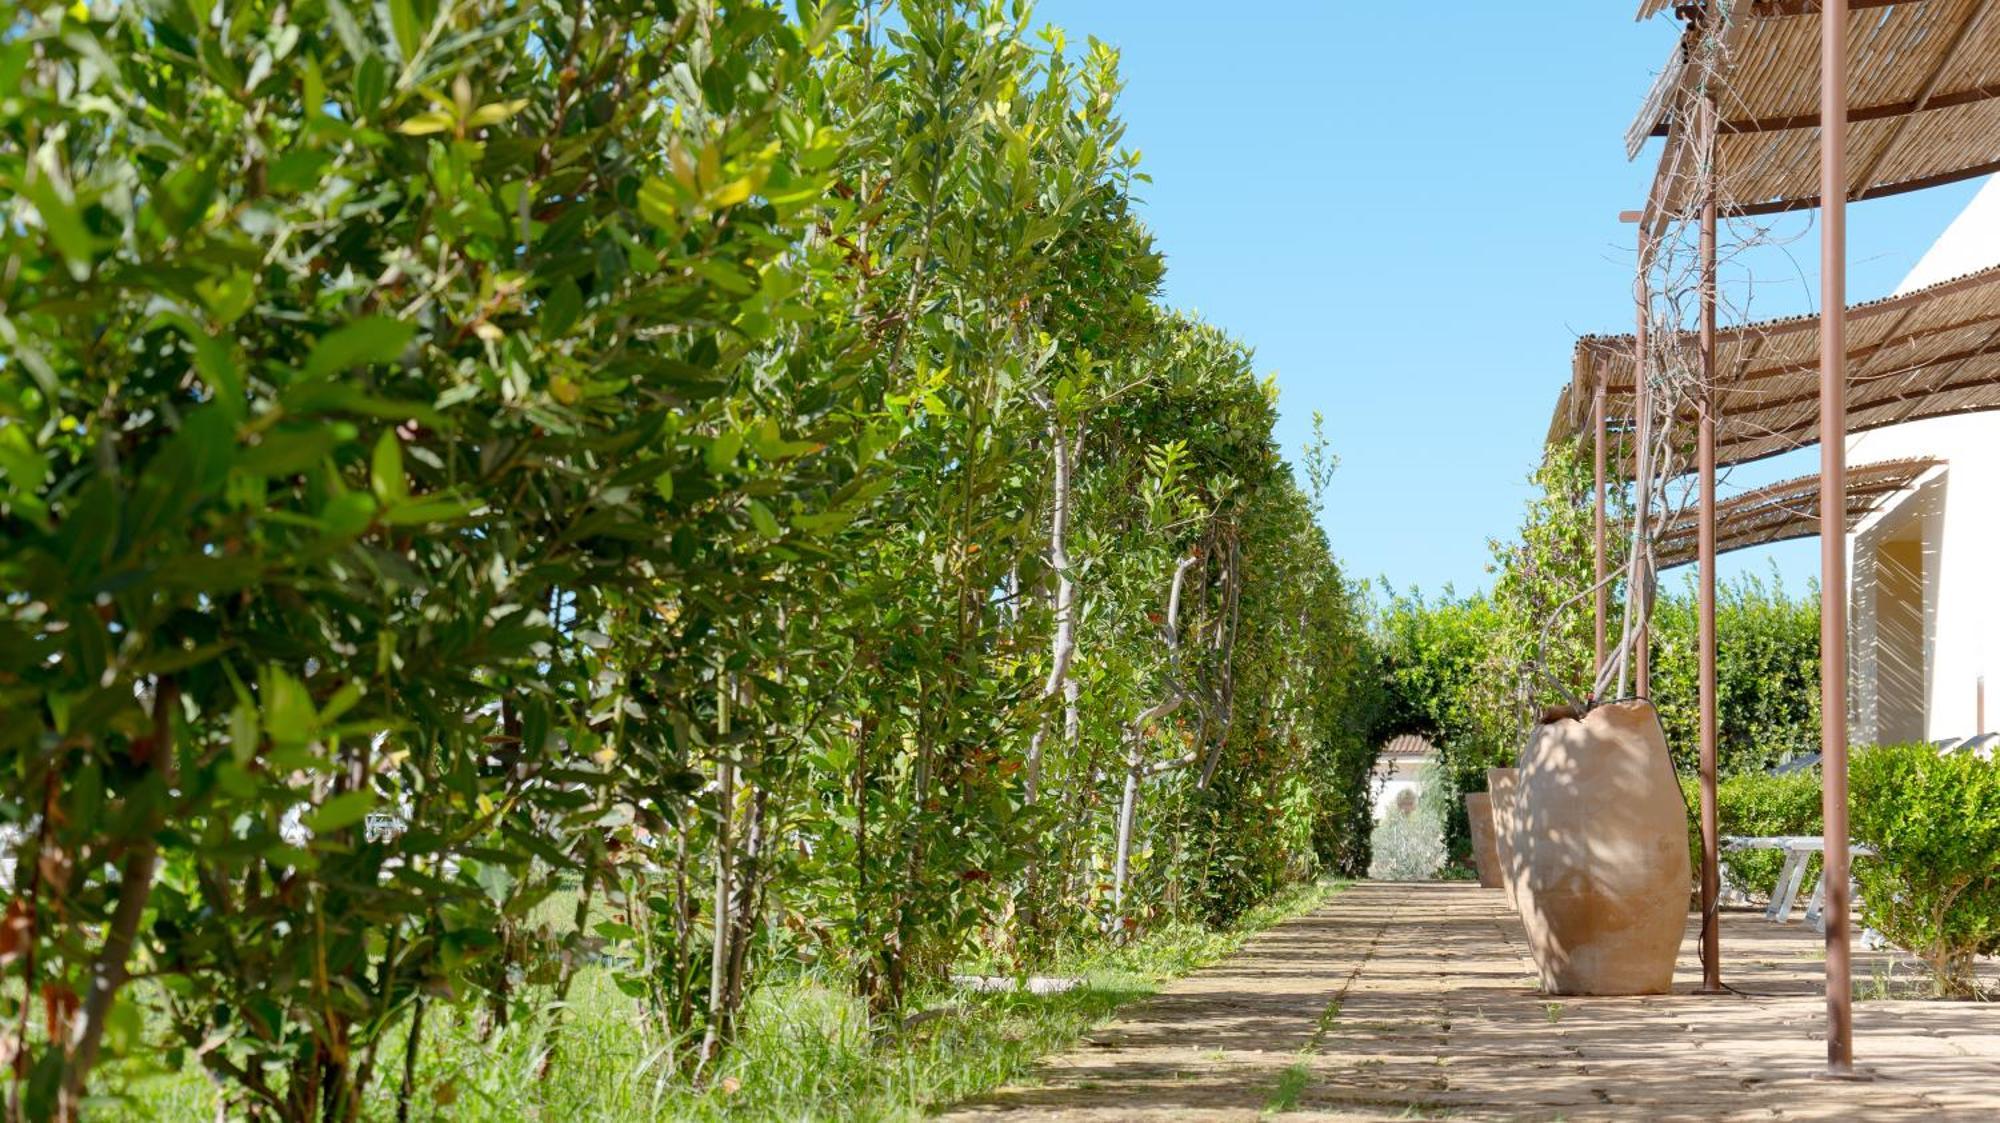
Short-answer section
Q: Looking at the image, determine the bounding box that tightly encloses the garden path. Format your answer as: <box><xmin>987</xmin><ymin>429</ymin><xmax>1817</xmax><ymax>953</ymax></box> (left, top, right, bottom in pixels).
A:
<box><xmin>944</xmin><ymin>880</ymin><xmax>2000</xmax><ymax>1121</ymax></box>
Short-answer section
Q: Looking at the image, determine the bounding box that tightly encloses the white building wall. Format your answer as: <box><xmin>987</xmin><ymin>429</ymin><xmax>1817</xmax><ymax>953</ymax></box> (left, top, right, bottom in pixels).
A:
<box><xmin>1847</xmin><ymin>177</ymin><xmax>2000</xmax><ymax>742</ymax></box>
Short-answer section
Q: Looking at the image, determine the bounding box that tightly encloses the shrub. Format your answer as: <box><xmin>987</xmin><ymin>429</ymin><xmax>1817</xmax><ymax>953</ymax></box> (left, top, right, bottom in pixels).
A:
<box><xmin>1681</xmin><ymin>768</ymin><xmax>1823</xmax><ymax>894</ymax></box>
<box><xmin>1367</xmin><ymin>763</ymin><xmax>1447</xmax><ymax>880</ymax></box>
<box><xmin>1850</xmin><ymin>744</ymin><xmax>2000</xmax><ymax>998</ymax></box>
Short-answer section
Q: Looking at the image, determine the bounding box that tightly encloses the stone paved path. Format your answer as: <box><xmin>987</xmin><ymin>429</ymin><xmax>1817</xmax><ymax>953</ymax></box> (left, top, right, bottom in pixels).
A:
<box><xmin>944</xmin><ymin>880</ymin><xmax>2000</xmax><ymax>1121</ymax></box>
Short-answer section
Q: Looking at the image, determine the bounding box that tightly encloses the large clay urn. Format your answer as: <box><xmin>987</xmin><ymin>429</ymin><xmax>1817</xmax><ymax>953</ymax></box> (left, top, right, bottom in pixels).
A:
<box><xmin>1485</xmin><ymin>767</ymin><xmax>1520</xmax><ymax>910</ymax></box>
<box><xmin>1514</xmin><ymin>700</ymin><xmax>1690</xmax><ymax>995</ymax></box>
<box><xmin>1464</xmin><ymin>793</ymin><xmax>1501</xmax><ymax>888</ymax></box>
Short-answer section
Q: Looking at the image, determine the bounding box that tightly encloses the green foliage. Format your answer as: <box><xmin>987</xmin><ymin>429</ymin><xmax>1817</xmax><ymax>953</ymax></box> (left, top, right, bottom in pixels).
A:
<box><xmin>1680</xmin><ymin>769</ymin><xmax>1823</xmax><ymax>891</ymax></box>
<box><xmin>1851</xmin><ymin>745</ymin><xmax>2000</xmax><ymax>998</ymax></box>
<box><xmin>1650</xmin><ymin>571</ymin><xmax>1822</xmax><ymax>774</ymax></box>
<box><xmin>1367</xmin><ymin>762</ymin><xmax>1447</xmax><ymax>881</ymax></box>
<box><xmin>0</xmin><ymin>1</ymin><xmax>1382</xmax><ymax>1115</ymax></box>
<box><xmin>1689</xmin><ymin>749</ymin><xmax>2000</xmax><ymax>999</ymax></box>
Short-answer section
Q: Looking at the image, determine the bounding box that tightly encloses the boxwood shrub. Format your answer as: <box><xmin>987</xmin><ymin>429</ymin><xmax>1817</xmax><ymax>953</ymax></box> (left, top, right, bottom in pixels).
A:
<box><xmin>1680</xmin><ymin>767</ymin><xmax>1823</xmax><ymax>895</ymax></box>
<box><xmin>1850</xmin><ymin>743</ymin><xmax>2000</xmax><ymax>997</ymax></box>
<box><xmin>1687</xmin><ymin>746</ymin><xmax>2000</xmax><ymax>997</ymax></box>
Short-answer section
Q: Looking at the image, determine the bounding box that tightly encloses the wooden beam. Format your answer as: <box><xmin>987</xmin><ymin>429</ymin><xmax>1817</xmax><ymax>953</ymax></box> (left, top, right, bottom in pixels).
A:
<box><xmin>1655</xmin><ymin>335</ymin><xmax>2000</xmax><ymax>420</ymax></box>
<box><xmin>1652</xmin><ymin>83</ymin><xmax>2000</xmax><ymax>138</ymax></box>
<box><xmin>1722</xmin><ymin>157</ymin><xmax>2000</xmax><ymax>217</ymax></box>
<box><xmin>1742</xmin><ymin>0</ymin><xmax>1905</xmax><ymax>16</ymax></box>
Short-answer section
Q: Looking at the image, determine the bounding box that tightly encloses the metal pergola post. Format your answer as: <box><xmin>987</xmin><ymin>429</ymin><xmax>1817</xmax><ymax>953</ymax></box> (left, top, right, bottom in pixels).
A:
<box><xmin>1594</xmin><ymin>380</ymin><xmax>1608</xmax><ymax>684</ymax></box>
<box><xmin>1633</xmin><ymin>225</ymin><xmax>1653</xmax><ymax>700</ymax></box>
<box><xmin>1818</xmin><ymin>0</ymin><xmax>1857</xmax><ymax>1078</ymax></box>
<box><xmin>1697</xmin><ymin>85</ymin><xmax>1723</xmax><ymax>997</ymax></box>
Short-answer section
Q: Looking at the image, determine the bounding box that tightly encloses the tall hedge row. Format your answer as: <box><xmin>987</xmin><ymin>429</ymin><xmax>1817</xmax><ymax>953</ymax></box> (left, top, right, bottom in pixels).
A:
<box><xmin>0</xmin><ymin>3</ymin><xmax>1384</xmax><ymax>1118</ymax></box>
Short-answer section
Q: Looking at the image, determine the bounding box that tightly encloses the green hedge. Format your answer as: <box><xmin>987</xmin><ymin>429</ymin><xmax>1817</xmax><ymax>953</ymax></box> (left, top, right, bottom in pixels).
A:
<box><xmin>1681</xmin><ymin>768</ymin><xmax>1823</xmax><ymax>893</ymax></box>
<box><xmin>1689</xmin><ymin>748</ymin><xmax>2000</xmax><ymax>997</ymax></box>
<box><xmin>1850</xmin><ymin>744</ymin><xmax>2000</xmax><ymax>997</ymax></box>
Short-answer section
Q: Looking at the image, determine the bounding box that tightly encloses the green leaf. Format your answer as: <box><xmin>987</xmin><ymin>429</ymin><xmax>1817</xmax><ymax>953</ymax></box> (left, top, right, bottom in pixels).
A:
<box><xmin>395</xmin><ymin>109</ymin><xmax>456</xmax><ymax>136</ymax></box>
<box><xmin>747</xmin><ymin>499</ymin><xmax>781</xmax><ymax>538</ymax></box>
<box><xmin>467</xmin><ymin>99</ymin><xmax>529</xmax><ymax>128</ymax></box>
<box><xmin>0</xmin><ymin>424</ymin><xmax>47</xmax><ymax>493</ymax></box>
<box><xmin>21</xmin><ymin>178</ymin><xmax>93</xmax><ymax>278</ymax></box>
<box><xmin>637</xmin><ymin>177</ymin><xmax>682</xmax><ymax>232</ymax></box>
<box><xmin>305</xmin><ymin>790</ymin><xmax>375</xmax><ymax>833</ymax></box>
<box><xmin>320</xmin><ymin>490</ymin><xmax>378</xmax><ymax>538</ymax></box>
<box><xmin>380</xmin><ymin>495</ymin><xmax>478</xmax><ymax>526</ymax></box>
<box><xmin>261</xmin><ymin>667</ymin><xmax>319</xmax><ymax>749</ymax></box>
<box><xmin>386</xmin><ymin>0</ymin><xmax>422</xmax><ymax>64</ymax></box>
<box><xmin>540</xmin><ymin>279</ymin><xmax>583</xmax><ymax>337</ymax></box>
<box><xmin>371</xmin><ymin>431</ymin><xmax>407</xmax><ymax>504</ymax></box>
<box><xmin>306</xmin><ymin>317</ymin><xmax>416</xmax><ymax>376</ymax></box>
<box><xmin>705</xmin><ymin>430</ymin><xmax>743</xmax><ymax>474</ymax></box>
<box><xmin>195</xmin><ymin>273</ymin><xmax>257</xmax><ymax>325</ymax></box>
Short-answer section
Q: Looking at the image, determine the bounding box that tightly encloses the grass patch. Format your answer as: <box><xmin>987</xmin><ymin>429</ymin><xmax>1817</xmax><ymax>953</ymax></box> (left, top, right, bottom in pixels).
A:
<box><xmin>1264</xmin><ymin>1060</ymin><xmax>1311</xmax><ymax>1114</ymax></box>
<box><xmin>105</xmin><ymin>880</ymin><xmax>1342</xmax><ymax>1122</ymax></box>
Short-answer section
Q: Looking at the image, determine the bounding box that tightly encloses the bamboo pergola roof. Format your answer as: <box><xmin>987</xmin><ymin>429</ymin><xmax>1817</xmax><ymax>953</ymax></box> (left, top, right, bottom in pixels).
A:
<box><xmin>1652</xmin><ymin>457</ymin><xmax>1939</xmax><ymax>568</ymax></box>
<box><xmin>1633</xmin><ymin>0</ymin><xmax>2000</xmax><ymax>232</ymax></box>
<box><xmin>1550</xmin><ymin>262</ymin><xmax>2000</xmax><ymax>473</ymax></box>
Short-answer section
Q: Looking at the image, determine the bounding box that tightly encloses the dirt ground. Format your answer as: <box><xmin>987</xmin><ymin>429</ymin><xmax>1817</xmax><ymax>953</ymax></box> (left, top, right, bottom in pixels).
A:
<box><xmin>942</xmin><ymin>880</ymin><xmax>2000</xmax><ymax>1121</ymax></box>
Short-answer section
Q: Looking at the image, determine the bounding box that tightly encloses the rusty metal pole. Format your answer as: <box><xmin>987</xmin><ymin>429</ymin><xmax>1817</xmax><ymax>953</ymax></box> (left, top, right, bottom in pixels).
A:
<box><xmin>1594</xmin><ymin>380</ymin><xmax>1608</xmax><ymax>686</ymax></box>
<box><xmin>1697</xmin><ymin>89</ymin><xmax>1724</xmax><ymax>997</ymax></box>
<box><xmin>1818</xmin><ymin>0</ymin><xmax>1857</xmax><ymax>1078</ymax></box>
<box><xmin>1634</xmin><ymin>226</ymin><xmax>1653</xmax><ymax>700</ymax></box>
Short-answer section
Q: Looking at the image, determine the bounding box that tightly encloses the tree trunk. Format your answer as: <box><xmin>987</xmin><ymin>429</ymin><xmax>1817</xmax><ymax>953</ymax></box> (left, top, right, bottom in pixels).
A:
<box><xmin>58</xmin><ymin>677</ymin><xmax>177</xmax><ymax>1121</ymax></box>
<box><xmin>698</xmin><ymin>679</ymin><xmax>734</xmax><ymax>1074</ymax></box>
<box><xmin>1027</xmin><ymin>412</ymin><xmax>1076</xmax><ymax>805</ymax></box>
<box><xmin>1109</xmin><ymin>555</ymin><xmax>1199</xmax><ymax>923</ymax></box>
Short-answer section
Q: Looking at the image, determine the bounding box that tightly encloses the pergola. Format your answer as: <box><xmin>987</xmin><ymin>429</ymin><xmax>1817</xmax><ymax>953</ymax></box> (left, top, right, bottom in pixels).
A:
<box><xmin>1574</xmin><ymin>0</ymin><xmax>2000</xmax><ymax>1076</ymax></box>
<box><xmin>1554</xmin><ymin>262</ymin><xmax>2000</xmax><ymax>469</ymax></box>
<box><xmin>1650</xmin><ymin>457</ymin><xmax>1939</xmax><ymax>568</ymax></box>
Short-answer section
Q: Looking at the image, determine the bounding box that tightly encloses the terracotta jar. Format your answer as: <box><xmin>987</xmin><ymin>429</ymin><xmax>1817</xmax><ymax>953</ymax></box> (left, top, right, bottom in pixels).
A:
<box><xmin>1514</xmin><ymin>700</ymin><xmax>1690</xmax><ymax>995</ymax></box>
<box><xmin>1465</xmin><ymin>793</ymin><xmax>1501</xmax><ymax>888</ymax></box>
<box><xmin>1485</xmin><ymin>767</ymin><xmax>1520</xmax><ymax>910</ymax></box>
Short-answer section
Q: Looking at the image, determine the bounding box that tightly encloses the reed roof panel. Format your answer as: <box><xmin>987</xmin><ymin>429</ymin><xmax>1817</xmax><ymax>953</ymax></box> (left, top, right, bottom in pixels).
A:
<box><xmin>1638</xmin><ymin>0</ymin><xmax>2000</xmax><ymax>227</ymax></box>
<box><xmin>1550</xmin><ymin>263</ymin><xmax>2000</xmax><ymax>471</ymax></box>
<box><xmin>1652</xmin><ymin>456</ymin><xmax>1938</xmax><ymax>568</ymax></box>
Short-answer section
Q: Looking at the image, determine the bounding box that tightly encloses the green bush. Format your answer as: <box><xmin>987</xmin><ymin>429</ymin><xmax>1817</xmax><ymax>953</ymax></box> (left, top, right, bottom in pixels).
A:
<box><xmin>1681</xmin><ymin>769</ymin><xmax>1823</xmax><ymax>894</ymax></box>
<box><xmin>1651</xmin><ymin>573</ymin><xmax>1822</xmax><ymax>775</ymax></box>
<box><xmin>1851</xmin><ymin>744</ymin><xmax>2000</xmax><ymax>998</ymax></box>
<box><xmin>0</xmin><ymin>1</ymin><xmax>1390</xmax><ymax>1113</ymax></box>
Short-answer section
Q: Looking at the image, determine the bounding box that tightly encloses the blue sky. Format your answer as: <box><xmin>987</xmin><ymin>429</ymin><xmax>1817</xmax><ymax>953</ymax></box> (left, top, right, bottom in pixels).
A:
<box><xmin>1032</xmin><ymin>0</ymin><xmax>1984</xmax><ymax>598</ymax></box>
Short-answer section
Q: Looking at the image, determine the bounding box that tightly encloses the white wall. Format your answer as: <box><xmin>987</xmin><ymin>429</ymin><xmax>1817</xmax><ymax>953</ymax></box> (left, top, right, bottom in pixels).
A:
<box><xmin>1846</xmin><ymin>176</ymin><xmax>2000</xmax><ymax>742</ymax></box>
<box><xmin>1372</xmin><ymin>756</ymin><xmax>1433</xmax><ymax>820</ymax></box>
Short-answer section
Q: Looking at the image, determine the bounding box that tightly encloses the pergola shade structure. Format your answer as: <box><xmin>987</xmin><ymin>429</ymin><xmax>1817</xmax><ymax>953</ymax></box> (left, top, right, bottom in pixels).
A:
<box><xmin>1651</xmin><ymin>456</ymin><xmax>1939</xmax><ymax>568</ymax></box>
<box><xmin>1634</xmin><ymin>0</ymin><xmax>2000</xmax><ymax>233</ymax></box>
<box><xmin>1551</xmin><ymin>262</ymin><xmax>2000</xmax><ymax>473</ymax></box>
<box><xmin>1608</xmin><ymin>0</ymin><xmax>2000</xmax><ymax>1072</ymax></box>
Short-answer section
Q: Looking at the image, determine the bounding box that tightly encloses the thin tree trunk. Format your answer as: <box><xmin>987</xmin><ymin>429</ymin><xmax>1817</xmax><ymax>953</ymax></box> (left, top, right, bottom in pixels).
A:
<box><xmin>698</xmin><ymin>679</ymin><xmax>733</xmax><ymax>1074</ymax></box>
<box><xmin>1110</xmin><ymin>556</ymin><xmax>1199</xmax><ymax>920</ymax></box>
<box><xmin>1198</xmin><ymin>535</ymin><xmax>1244</xmax><ymax>789</ymax></box>
<box><xmin>395</xmin><ymin>998</ymin><xmax>425</xmax><ymax>1123</ymax></box>
<box><xmin>1027</xmin><ymin>412</ymin><xmax>1076</xmax><ymax>804</ymax></box>
<box><xmin>58</xmin><ymin>678</ymin><xmax>177</xmax><ymax>1121</ymax></box>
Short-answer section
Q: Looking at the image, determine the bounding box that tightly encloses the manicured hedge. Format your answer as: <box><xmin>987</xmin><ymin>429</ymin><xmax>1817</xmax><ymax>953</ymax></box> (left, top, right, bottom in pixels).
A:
<box><xmin>1680</xmin><ymin>768</ymin><xmax>1822</xmax><ymax>894</ymax></box>
<box><xmin>1691</xmin><ymin>747</ymin><xmax>2000</xmax><ymax>997</ymax></box>
<box><xmin>1850</xmin><ymin>744</ymin><xmax>2000</xmax><ymax>997</ymax></box>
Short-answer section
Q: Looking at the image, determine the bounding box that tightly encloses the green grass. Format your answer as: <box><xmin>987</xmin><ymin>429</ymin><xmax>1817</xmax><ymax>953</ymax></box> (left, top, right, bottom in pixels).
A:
<box><xmin>102</xmin><ymin>880</ymin><xmax>1343</xmax><ymax>1122</ymax></box>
